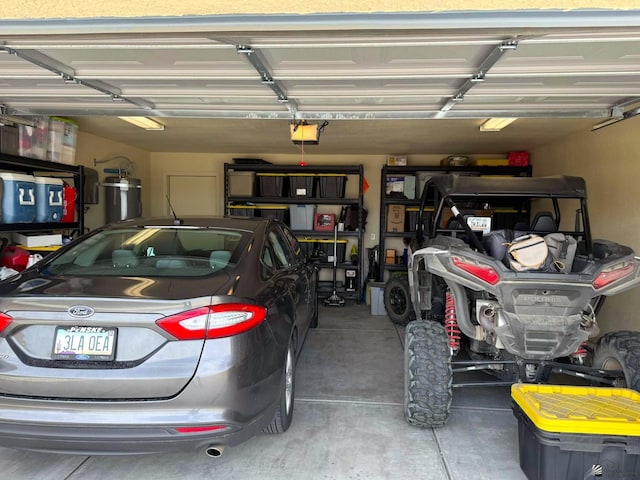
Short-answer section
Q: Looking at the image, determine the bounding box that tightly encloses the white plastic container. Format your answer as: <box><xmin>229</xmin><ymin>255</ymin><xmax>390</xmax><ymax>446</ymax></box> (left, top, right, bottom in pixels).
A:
<box><xmin>0</xmin><ymin>172</ymin><xmax>36</xmax><ymax>223</ymax></box>
<box><xmin>34</xmin><ymin>177</ymin><xmax>64</xmax><ymax>222</ymax></box>
<box><xmin>47</xmin><ymin>117</ymin><xmax>78</xmax><ymax>164</ymax></box>
<box><xmin>18</xmin><ymin>116</ymin><xmax>49</xmax><ymax>160</ymax></box>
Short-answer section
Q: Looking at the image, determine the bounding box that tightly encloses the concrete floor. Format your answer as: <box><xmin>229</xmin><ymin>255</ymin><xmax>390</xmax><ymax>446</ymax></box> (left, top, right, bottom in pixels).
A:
<box><xmin>0</xmin><ymin>304</ymin><xmax>527</xmax><ymax>480</ymax></box>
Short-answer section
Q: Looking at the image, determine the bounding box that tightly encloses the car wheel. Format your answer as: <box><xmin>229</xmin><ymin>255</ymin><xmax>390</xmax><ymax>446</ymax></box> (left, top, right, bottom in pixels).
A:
<box><xmin>384</xmin><ymin>277</ymin><xmax>414</xmax><ymax>326</ymax></box>
<box><xmin>263</xmin><ymin>337</ymin><xmax>296</xmax><ymax>433</ymax></box>
<box><xmin>593</xmin><ymin>330</ymin><xmax>640</xmax><ymax>391</ymax></box>
<box><xmin>405</xmin><ymin>320</ymin><xmax>452</xmax><ymax>428</ymax></box>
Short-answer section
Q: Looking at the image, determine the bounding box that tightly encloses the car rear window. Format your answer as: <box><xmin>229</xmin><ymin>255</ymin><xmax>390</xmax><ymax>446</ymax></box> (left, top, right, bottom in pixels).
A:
<box><xmin>43</xmin><ymin>227</ymin><xmax>249</xmax><ymax>277</ymax></box>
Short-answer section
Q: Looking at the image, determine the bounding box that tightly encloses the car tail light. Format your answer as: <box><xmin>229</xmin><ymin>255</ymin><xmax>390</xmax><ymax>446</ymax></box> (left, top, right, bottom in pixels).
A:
<box><xmin>593</xmin><ymin>262</ymin><xmax>636</xmax><ymax>290</ymax></box>
<box><xmin>156</xmin><ymin>303</ymin><xmax>266</xmax><ymax>340</ymax></box>
<box><xmin>452</xmin><ymin>256</ymin><xmax>500</xmax><ymax>286</ymax></box>
<box><xmin>0</xmin><ymin>313</ymin><xmax>12</xmax><ymax>334</ymax></box>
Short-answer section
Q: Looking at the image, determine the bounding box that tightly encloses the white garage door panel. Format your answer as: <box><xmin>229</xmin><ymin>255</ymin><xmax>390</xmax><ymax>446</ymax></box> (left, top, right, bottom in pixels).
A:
<box><xmin>167</xmin><ymin>175</ymin><xmax>218</xmax><ymax>217</ymax></box>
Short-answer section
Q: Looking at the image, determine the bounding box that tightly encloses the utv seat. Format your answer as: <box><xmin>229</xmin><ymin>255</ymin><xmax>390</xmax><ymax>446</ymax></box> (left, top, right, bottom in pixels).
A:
<box><xmin>531</xmin><ymin>211</ymin><xmax>557</xmax><ymax>233</ymax></box>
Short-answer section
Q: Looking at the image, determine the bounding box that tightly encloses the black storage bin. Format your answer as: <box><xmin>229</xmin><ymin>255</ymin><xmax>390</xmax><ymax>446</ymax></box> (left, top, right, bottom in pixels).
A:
<box><xmin>513</xmin><ymin>401</ymin><xmax>640</xmax><ymax>480</ymax></box>
<box><xmin>315</xmin><ymin>239</ymin><xmax>347</xmax><ymax>263</ymax></box>
<box><xmin>318</xmin><ymin>174</ymin><xmax>347</xmax><ymax>198</ymax></box>
<box><xmin>226</xmin><ymin>204</ymin><xmax>257</xmax><ymax>217</ymax></box>
<box><xmin>288</xmin><ymin>174</ymin><xmax>316</xmax><ymax>198</ymax></box>
<box><xmin>256</xmin><ymin>205</ymin><xmax>289</xmax><ymax>225</ymax></box>
<box><xmin>257</xmin><ymin>173</ymin><xmax>286</xmax><ymax>197</ymax></box>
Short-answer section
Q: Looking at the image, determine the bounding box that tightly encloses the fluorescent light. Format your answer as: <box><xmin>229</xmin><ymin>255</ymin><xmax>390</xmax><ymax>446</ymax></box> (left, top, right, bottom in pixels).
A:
<box><xmin>118</xmin><ymin>116</ymin><xmax>165</xmax><ymax>131</ymax></box>
<box><xmin>479</xmin><ymin>118</ymin><xmax>517</xmax><ymax>132</ymax></box>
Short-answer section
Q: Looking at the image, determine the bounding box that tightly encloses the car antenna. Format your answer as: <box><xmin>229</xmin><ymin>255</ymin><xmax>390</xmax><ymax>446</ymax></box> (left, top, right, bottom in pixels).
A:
<box><xmin>166</xmin><ymin>195</ymin><xmax>183</xmax><ymax>225</ymax></box>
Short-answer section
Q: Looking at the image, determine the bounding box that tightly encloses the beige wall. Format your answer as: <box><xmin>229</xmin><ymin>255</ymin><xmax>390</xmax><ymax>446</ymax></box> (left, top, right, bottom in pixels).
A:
<box><xmin>531</xmin><ymin>116</ymin><xmax>640</xmax><ymax>334</ymax></box>
<box><xmin>75</xmin><ymin>131</ymin><xmax>151</xmax><ymax>232</ymax></box>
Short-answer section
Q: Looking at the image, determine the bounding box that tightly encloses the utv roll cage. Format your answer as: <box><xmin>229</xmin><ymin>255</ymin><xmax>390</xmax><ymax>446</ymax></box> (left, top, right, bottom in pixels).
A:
<box><xmin>415</xmin><ymin>175</ymin><xmax>593</xmax><ymax>256</ymax></box>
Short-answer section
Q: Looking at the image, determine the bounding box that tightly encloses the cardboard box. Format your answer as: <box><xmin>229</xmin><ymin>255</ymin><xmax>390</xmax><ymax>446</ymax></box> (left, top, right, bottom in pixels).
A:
<box><xmin>385</xmin><ymin>176</ymin><xmax>405</xmax><ymax>195</ymax></box>
<box><xmin>385</xmin><ymin>248</ymin><xmax>396</xmax><ymax>265</ymax></box>
<box><xmin>387</xmin><ymin>155</ymin><xmax>407</xmax><ymax>166</ymax></box>
<box><xmin>387</xmin><ymin>205</ymin><xmax>405</xmax><ymax>232</ymax></box>
<box><xmin>13</xmin><ymin>232</ymin><xmax>63</xmax><ymax>247</ymax></box>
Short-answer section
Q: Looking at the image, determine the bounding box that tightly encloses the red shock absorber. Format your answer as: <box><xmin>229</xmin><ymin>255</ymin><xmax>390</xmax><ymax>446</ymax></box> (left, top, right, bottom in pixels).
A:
<box><xmin>445</xmin><ymin>290</ymin><xmax>460</xmax><ymax>353</ymax></box>
<box><xmin>572</xmin><ymin>341</ymin><xmax>588</xmax><ymax>364</ymax></box>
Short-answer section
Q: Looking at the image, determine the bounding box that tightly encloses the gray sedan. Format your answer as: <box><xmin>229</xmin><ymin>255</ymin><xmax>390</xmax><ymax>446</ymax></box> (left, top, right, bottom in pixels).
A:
<box><xmin>0</xmin><ymin>217</ymin><xmax>317</xmax><ymax>456</ymax></box>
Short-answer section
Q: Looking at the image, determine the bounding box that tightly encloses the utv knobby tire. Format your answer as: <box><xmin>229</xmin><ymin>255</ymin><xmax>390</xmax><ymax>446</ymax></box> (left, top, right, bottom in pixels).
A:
<box><xmin>593</xmin><ymin>330</ymin><xmax>640</xmax><ymax>392</ymax></box>
<box><xmin>384</xmin><ymin>277</ymin><xmax>415</xmax><ymax>326</ymax></box>
<box><xmin>404</xmin><ymin>320</ymin><xmax>452</xmax><ymax>428</ymax></box>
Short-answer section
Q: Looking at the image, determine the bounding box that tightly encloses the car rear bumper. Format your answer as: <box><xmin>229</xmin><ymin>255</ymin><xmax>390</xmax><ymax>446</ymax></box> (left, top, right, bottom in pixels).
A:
<box><xmin>0</xmin><ymin>336</ymin><xmax>285</xmax><ymax>455</ymax></box>
<box><xmin>0</xmin><ymin>407</ymin><xmax>271</xmax><ymax>455</ymax></box>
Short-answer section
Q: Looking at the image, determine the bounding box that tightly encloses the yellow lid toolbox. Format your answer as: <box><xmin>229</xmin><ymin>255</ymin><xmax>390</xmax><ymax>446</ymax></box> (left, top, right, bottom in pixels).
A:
<box><xmin>511</xmin><ymin>383</ymin><xmax>640</xmax><ymax>480</ymax></box>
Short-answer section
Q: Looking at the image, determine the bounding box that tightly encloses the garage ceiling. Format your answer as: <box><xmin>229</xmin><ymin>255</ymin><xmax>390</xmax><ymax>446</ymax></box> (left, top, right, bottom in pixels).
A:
<box><xmin>1</xmin><ymin>11</ymin><xmax>640</xmax><ymax>154</ymax></box>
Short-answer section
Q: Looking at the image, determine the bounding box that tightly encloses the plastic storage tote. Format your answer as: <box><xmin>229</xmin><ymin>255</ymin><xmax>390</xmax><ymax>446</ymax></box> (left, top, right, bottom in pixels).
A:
<box><xmin>511</xmin><ymin>383</ymin><xmax>640</xmax><ymax>480</ymax></box>
<box><xmin>47</xmin><ymin>117</ymin><xmax>78</xmax><ymax>164</ymax></box>
<box><xmin>18</xmin><ymin>115</ymin><xmax>49</xmax><ymax>160</ymax></box>
<box><xmin>226</xmin><ymin>204</ymin><xmax>257</xmax><ymax>217</ymax></box>
<box><xmin>289</xmin><ymin>204</ymin><xmax>316</xmax><ymax>230</ymax></box>
<box><xmin>0</xmin><ymin>172</ymin><xmax>36</xmax><ymax>223</ymax></box>
<box><xmin>257</xmin><ymin>173</ymin><xmax>286</xmax><ymax>197</ymax></box>
<box><xmin>318</xmin><ymin>174</ymin><xmax>347</xmax><ymax>198</ymax></box>
<box><xmin>34</xmin><ymin>177</ymin><xmax>64</xmax><ymax>222</ymax></box>
<box><xmin>288</xmin><ymin>174</ymin><xmax>316</xmax><ymax>198</ymax></box>
<box><xmin>255</xmin><ymin>205</ymin><xmax>289</xmax><ymax>224</ymax></box>
<box><xmin>315</xmin><ymin>238</ymin><xmax>347</xmax><ymax>263</ymax></box>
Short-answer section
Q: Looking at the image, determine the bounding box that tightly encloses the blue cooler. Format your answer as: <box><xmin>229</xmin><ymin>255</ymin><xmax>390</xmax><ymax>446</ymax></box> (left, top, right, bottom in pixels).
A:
<box><xmin>0</xmin><ymin>172</ymin><xmax>36</xmax><ymax>223</ymax></box>
<box><xmin>34</xmin><ymin>177</ymin><xmax>64</xmax><ymax>222</ymax></box>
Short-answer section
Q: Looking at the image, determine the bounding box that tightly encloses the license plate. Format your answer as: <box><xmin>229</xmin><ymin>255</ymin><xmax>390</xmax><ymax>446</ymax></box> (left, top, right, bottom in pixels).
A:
<box><xmin>53</xmin><ymin>326</ymin><xmax>117</xmax><ymax>361</ymax></box>
<box><xmin>466</xmin><ymin>216</ymin><xmax>492</xmax><ymax>234</ymax></box>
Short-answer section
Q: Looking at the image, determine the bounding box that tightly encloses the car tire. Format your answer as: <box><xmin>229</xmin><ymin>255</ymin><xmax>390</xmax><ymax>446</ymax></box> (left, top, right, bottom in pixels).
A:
<box><xmin>593</xmin><ymin>330</ymin><xmax>640</xmax><ymax>391</ymax></box>
<box><xmin>404</xmin><ymin>320</ymin><xmax>452</xmax><ymax>428</ymax></box>
<box><xmin>263</xmin><ymin>338</ymin><xmax>296</xmax><ymax>433</ymax></box>
<box><xmin>384</xmin><ymin>277</ymin><xmax>414</xmax><ymax>326</ymax></box>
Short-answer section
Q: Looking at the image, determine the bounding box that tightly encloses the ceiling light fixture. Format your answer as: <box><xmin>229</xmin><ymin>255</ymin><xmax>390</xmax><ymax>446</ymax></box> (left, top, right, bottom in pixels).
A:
<box><xmin>479</xmin><ymin>118</ymin><xmax>518</xmax><ymax>132</ymax></box>
<box><xmin>118</xmin><ymin>116</ymin><xmax>165</xmax><ymax>131</ymax></box>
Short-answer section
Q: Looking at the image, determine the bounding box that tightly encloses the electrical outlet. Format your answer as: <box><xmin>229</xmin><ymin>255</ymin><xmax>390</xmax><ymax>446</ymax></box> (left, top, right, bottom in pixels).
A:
<box><xmin>371</xmin><ymin>233</ymin><xmax>376</xmax><ymax>241</ymax></box>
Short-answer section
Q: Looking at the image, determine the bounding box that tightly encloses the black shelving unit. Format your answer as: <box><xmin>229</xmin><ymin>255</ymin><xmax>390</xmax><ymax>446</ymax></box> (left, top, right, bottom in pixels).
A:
<box><xmin>224</xmin><ymin>163</ymin><xmax>365</xmax><ymax>302</ymax></box>
<box><xmin>377</xmin><ymin>164</ymin><xmax>532</xmax><ymax>281</ymax></box>
<box><xmin>0</xmin><ymin>152</ymin><xmax>85</xmax><ymax>236</ymax></box>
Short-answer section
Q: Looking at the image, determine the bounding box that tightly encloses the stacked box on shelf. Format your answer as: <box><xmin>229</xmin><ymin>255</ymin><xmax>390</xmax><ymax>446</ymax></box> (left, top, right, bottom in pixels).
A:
<box><xmin>318</xmin><ymin>174</ymin><xmax>347</xmax><ymax>198</ymax></box>
<box><xmin>47</xmin><ymin>117</ymin><xmax>78</xmax><ymax>165</ymax></box>
<box><xmin>255</xmin><ymin>205</ymin><xmax>289</xmax><ymax>225</ymax></box>
<box><xmin>257</xmin><ymin>173</ymin><xmax>286</xmax><ymax>197</ymax></box>
<box><xmin>511</xmin><ymin>383</ymin><xmax>640</xmax><ymax>480</ymax></box>
<box><xmin>227</xmin><ymin>204</ymin><xmax>257</xmax><ymax>217</ymax></box>
<box><xmin>289</xmin><ymin>204</ymin><xmax>316</xmax><ymax>230</ymax></box>
<box><xmin>0</xmin><ymin>125</ymin><xmax>19</xmax><ymax>156</ymax></box>
<box><xmin>0</xmin><ymin>173</ymin><xmax>36</xmax><ymax>223</ymax></box>
<box><xmin>228</xmin><ymin>171</ymin><xmax>256</xmax><ymax>196</ymax></box>
<box><xmin>288</xmin><ymin>174</ymin><xmax>316</xmax><ymax>198</ymax></box>
<box><xmin>297</xmin><ymin>238</ymin><xmax>317</xmax><ymax>259</ymax></box>
<box><xmin>315</xmin><ymin>238</ymin><xmax>347</xmax><ymax>263</ymax></box>
<box><xmin>18</xmin><ymin>115</ymin><xmax>49</xmax><ymax>160</ymax></box>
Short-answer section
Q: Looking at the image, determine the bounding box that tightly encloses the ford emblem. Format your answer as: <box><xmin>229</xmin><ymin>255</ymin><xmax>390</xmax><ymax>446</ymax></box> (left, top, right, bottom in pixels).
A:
<box><xmin>68</xmin><ymin>306</ymin><xmax>95</xmax><ymax>318</ymax></box>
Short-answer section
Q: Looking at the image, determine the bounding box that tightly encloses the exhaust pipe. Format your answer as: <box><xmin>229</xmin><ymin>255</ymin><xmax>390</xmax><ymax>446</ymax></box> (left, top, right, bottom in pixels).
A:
<box><xmin>205</xmin><ymin>445</ymin><xmax>225</xmax><ymax>458</ymax></box>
